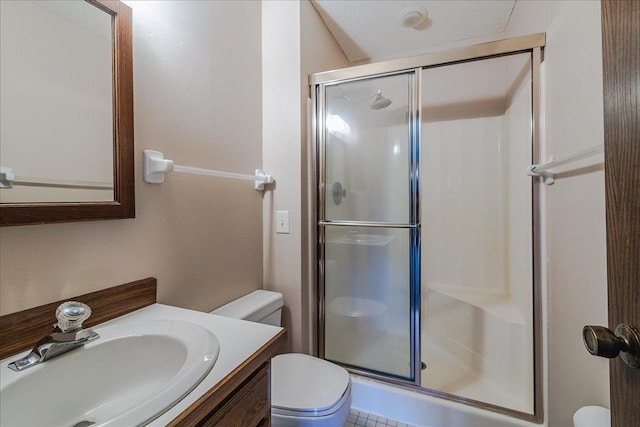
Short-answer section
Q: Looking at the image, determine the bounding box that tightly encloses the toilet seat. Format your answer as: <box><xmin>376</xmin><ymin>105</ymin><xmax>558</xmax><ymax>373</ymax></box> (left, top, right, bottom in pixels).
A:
<box><xmin>271</xmin><ymin>386</ymin><xmax>351</xmax><ymax>418</ymax></box>
<box><xmin>271</xmin><ymin>353</ymin><xmax>351</xmax><ymax>417</ymax></box>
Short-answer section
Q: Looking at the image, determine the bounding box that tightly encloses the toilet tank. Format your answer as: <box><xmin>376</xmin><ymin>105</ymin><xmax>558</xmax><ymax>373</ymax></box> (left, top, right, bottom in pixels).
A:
<box><xmin>211</xmin><ymin>290</ymin><xmax>283</xmax><ymax>326</ymax></box>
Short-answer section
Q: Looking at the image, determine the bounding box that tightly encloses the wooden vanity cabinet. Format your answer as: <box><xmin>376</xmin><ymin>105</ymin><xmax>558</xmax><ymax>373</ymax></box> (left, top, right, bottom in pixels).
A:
<box><xmin>201</xmin><ymin>362</ymin><xmax>270</xmax><ymax>426</ymax></box>
<box><xmin>168</xmin><ymin>330</ymin><xmax>286</xmax><ymax>427</ymax></box>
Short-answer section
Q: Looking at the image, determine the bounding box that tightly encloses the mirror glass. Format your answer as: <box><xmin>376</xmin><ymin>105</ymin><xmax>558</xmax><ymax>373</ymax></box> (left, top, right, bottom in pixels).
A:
<box><xmin>0</xmin><ymin>0</ymin><xmax>114</xmax><ymax>203</ymax></box>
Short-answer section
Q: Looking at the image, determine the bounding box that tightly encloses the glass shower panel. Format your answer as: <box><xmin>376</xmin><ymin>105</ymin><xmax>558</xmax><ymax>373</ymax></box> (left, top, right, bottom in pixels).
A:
<box><xmin>320</xmin><ymin>70</ymin><xmax>419</xmax><ymax>382</ymax></box>
<box><xmin>421</xmin><ymin>52</ymin><xmax>534</xmax><ymax>414</ymax></box>
<box><xmin>324</xmin><ymin>225</ymin><xmax>413</xmax><ymax>379</ymax></box>
<box><xmin>324</xmin><ymin>73</ymin><xmax>412</xmax><ymax>223</ymax></box>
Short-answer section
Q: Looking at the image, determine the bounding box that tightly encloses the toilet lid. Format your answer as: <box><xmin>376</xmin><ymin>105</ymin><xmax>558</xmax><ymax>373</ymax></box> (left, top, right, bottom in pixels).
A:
<box><xmin>271</xmin><ymin>353</ymin><xmax>350</xmax><ymax>415</ymax></box>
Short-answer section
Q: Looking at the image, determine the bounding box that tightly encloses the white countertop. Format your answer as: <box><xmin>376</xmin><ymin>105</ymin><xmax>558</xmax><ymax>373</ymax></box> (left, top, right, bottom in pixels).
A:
<box><xmin>94</xmin><ymin>304</ymin><xmax>283</xmax><ymax>426</ymax></box>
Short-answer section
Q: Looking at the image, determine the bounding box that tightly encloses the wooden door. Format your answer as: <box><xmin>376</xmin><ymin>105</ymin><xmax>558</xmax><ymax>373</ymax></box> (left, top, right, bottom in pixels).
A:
<box><xmin>601</xmin><ymin>0</ymin><xmax>640</xmax><ymax>425</ymax></box>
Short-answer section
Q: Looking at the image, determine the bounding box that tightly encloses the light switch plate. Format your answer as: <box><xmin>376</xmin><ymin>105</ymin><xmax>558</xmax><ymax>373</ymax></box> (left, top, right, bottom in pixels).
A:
<box><xmin>276</xmin><ymin>210</ymin><xmax>290</xmax><ymax>234</ymax></box>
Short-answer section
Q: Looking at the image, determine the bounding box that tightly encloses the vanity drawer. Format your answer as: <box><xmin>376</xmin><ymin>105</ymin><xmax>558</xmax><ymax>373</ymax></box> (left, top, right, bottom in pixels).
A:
<box><xmin>201</xmin><ymin>362</ymin><xmax>270</xmax><ymax>427</ymax></box>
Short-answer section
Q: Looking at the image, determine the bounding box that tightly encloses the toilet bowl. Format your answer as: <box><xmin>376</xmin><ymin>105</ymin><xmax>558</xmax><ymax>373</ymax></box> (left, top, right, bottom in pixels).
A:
<box><xmin>211</xmin><ymin>290</ymin><xmax>352</xmax><ymax>427</ymax></box>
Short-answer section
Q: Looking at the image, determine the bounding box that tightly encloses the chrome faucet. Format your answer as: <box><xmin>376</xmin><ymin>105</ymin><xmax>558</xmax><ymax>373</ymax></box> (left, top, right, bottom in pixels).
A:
<box><xmin>8</xmin><ymin>301</ymin><xmax>100</xmax><ymax>372</ymax></box>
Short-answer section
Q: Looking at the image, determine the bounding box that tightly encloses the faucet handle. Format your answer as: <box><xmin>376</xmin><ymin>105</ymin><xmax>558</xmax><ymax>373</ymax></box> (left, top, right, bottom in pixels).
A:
<box><xmin>55</xmin><ymin>301</ymin><xmax>92</xmax><ymax>332</ymax></box>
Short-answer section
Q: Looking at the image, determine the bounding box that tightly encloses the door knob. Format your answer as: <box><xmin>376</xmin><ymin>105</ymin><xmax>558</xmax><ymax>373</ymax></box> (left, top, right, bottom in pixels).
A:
<box><xmin>582</xmin><ymin>324</ymin><xmax>640</xmax><ymax>369</ymax></box>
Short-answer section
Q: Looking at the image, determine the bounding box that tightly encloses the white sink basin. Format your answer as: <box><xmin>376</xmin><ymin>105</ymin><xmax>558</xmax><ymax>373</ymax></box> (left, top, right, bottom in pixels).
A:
<box><xmin>0</xmin><ymin>319</ymin><xmax>219</xmax><ymax>427</ymax></box>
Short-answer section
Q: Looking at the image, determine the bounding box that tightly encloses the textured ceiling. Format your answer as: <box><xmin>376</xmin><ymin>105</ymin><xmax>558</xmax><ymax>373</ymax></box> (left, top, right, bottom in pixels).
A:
<box><xmin>311</xmin><ymin>0</ymin><xmax>517</xmax><ymax>62</ymax></box>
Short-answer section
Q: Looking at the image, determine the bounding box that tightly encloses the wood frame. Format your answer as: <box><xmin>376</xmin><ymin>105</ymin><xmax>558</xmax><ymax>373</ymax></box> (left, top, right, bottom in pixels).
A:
<box><xmin>0</xmin><ymin>0</ymin><xmax>135</xmax><ymax>227</ymax></box>
<box><xmin>0</xmin><ymin>277</ymin><xmax>156</xmax><ymax>360</ymax></box>
<box><xmin>601</xmin><ymin>0</ymin><xmax>640</xmax><ymax>425</ymax></box>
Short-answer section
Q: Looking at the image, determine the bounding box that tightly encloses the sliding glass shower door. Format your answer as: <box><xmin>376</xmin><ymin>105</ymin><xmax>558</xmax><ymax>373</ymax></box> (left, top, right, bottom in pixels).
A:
<box><xmin>318</xmin><ymin>71</ymin><xmax>420</xmax><ymax>382</ymax></box>
<box><xmin>313</xmin><ymin>35</ymin><xmax>543</xmax><ymax>421</ymax></box>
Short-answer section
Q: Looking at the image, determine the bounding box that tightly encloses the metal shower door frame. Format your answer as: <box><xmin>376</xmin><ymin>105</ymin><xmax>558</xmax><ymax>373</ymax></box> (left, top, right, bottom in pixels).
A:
<box><xmin>310</xmin><ymin>32</ymin><xmax>545</xmax><ymax>421</ymax></box>
<box><xmin>315</xmin><ymin>68</ymin><xmax>422</xmax><ymax>385</ymax></box>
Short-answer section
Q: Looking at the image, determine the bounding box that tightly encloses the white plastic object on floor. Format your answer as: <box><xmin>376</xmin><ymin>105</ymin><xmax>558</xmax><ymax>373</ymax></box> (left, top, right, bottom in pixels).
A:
<box><xmin>573</xmin><ymin>406</ymin><xmax>611</xmax><ymax>427</ymax></box>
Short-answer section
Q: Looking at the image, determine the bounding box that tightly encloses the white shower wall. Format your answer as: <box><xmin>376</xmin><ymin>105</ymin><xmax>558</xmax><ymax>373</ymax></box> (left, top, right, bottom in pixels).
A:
<box><xmin>422</xmin><ymin>116</ymin><xmax>507</xmax><ymax>295</ymax></box>
<box><xmin>421</xmin><ymin>81</ymin><xmax>534</xmax><ymax>414</ymax></box>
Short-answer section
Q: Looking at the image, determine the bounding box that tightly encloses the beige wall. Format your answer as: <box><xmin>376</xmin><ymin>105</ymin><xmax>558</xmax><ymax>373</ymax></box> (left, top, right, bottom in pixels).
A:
<box><xmin>505</xmin><ymin>1</ymin><xmax>609</xmax><ymax>425</ymax></box>
<box><xmin>403</xmin><ymin>1</ymin><xmax>608</xmax><ymax>423</ymax></box>
<box><xmin>262</xmin><ymin>0</ymin><xmax>349</xmax><ymax>353</ymax></box>
<box><xmin>299</xmin><ymin>1</ymin><xmax>608</xmax><ymax>424</ymax></box>
<box><xmin>262</xmin><ymin>0</ymin><xmax>302</xmax><ymax>353</ymax></box>
<box><xmin>300</xmin><ymin>0</ymin><xmax>351</xmax><ymax>353</ymax></box>
<box><xmin>0</xmin><ymin>1</ymin><xmax>264</xmax><ymax>316</ymax></box>
<box><xmin>526</xmin><ymin>3</ymin><xmax>609</xmax><ymax>426</ymax></box>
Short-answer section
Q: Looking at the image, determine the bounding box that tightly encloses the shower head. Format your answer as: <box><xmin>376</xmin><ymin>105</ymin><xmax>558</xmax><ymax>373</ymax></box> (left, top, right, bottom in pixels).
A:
<box><xmin>370</xmin><ymin>90</ymin><xmax>392</xmax><ymax>110</ymax></box>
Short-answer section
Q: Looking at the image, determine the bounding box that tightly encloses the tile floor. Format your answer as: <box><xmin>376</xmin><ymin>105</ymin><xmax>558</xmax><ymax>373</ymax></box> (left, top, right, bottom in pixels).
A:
<box><xmin>345</xmin><ymin>408</ymin><xmax>418</xmax><ymax>427</ymax></box>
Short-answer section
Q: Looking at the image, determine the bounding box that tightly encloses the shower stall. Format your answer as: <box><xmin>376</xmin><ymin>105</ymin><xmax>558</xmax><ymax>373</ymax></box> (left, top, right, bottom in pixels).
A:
<box><xmin>312</xmin><ymin>34</ymin><xmax>544</xmax><ymax>421</ymax></box>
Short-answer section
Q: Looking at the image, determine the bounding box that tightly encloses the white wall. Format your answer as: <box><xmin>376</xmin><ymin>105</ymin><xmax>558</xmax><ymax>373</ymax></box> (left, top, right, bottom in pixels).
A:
<box><xmin>422</xmin><ymin>116</ymin><xmax>506</xmax><ymax>294</ymax></box>
<box><xmin>0</xmin><ymin>1</ymin><xmax>264</xmax><ymax>316</ymax></box>
<box><xmin>504</xmin><ymin>2</ymin><xmax>609</xmax><ymax>426</ymax></box>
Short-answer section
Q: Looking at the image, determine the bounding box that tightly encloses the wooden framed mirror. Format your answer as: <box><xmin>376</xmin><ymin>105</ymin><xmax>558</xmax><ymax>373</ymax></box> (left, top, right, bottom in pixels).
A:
<box><xmin>0</xmin><ymin>0</ymin><xmax>134</xmax><ymax>226</ymax></box>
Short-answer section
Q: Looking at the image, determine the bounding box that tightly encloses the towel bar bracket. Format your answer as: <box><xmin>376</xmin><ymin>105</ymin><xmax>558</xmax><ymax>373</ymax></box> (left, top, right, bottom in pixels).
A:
<box><xmin>143</xmin><ymin>150</ymin><xmax>273</xmax><ymax>191</ymax></box>
<box><xmin>526</xmin><ymin>166</ymin><xmax>555</xmax><ymax>185</ymax></box>
<box><xmin>527</xmin><ymin>144</ymin><xmax>604</xmax><ymax>185</ymax></box>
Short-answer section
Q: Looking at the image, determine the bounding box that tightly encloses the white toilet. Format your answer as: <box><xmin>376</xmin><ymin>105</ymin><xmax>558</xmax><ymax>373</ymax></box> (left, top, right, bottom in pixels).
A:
<box><xmin>211</xmin><ymin>290</ymin><xmax>352</xmax><ymax>427</ymax></box>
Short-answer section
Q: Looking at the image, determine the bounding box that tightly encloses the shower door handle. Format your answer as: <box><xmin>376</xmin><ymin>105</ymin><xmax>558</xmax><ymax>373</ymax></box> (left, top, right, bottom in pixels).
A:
<box><xmin>582</xmin><ymin>324</ymin><xmax>640</xmax><ymax>368</ymax></box>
